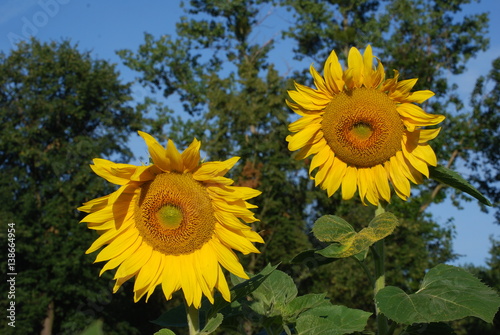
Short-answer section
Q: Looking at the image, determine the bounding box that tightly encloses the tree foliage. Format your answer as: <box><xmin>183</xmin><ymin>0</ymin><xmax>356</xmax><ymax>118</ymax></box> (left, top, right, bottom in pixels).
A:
<box><xmin>0</xmin><ymin>39</ymin><xmax>159</xmax><ymax>335</ymax></box>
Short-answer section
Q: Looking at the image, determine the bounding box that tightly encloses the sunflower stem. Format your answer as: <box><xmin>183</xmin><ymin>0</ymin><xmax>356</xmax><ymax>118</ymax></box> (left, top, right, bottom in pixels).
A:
<box><xmin>373</xmin><ymin>203</ymin><xmax>389</xmax><ymax>335</ymax></box>
<box><xmin>185</xmin><ymin>302</ymin><xmax>200</xmax><ymax>335</ymax></box>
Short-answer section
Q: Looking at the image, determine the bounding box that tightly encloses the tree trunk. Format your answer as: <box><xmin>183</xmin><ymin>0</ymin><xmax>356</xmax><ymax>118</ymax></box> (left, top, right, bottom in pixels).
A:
<box><xmin>40</xmin><ymin>300</ymin><xmax>54</xmax><ymax>335</ymax></box>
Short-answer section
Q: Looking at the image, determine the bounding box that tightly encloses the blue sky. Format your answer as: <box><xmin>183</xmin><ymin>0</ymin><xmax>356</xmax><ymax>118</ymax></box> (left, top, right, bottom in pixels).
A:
<box><xmin>1</xmin><ymin>0</ymin><xmax>499</xmax><ymax>266</ymax></box>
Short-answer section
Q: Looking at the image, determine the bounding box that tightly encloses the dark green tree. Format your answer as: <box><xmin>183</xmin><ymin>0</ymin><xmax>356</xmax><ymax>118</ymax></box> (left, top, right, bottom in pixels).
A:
<box><xmin>467</xmin><ymin>57</ymin><xmax>500</xmax><ymax>222</ymax></box>
<box><xmin>0</xmin><ymin>39</ymin><xmax>160</xmax><ymax>335</ymax></box>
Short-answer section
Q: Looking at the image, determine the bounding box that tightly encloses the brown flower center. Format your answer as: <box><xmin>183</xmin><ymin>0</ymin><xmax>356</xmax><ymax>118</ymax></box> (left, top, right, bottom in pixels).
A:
<box><xmin>321</xmin><ymin>88</ymin><xmax>404</xmax><ymax>167</ymax></box>
<box><xmin>134</xmin><ymin>173</ymin><xmax>215</xmax><ymax>255</ymax></box>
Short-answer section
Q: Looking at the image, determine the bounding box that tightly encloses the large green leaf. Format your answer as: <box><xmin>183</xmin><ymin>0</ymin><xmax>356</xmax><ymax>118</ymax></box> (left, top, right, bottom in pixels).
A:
<box><xmin>249</xmin><ymin>270</ymin><xmax>298</xmax><ymax>316</ymax></box>
<box><xmin>283</xmin><ymin>293</ymin><xmax>331</xmax><ymax>321</ymax></box>
<box><xmin>429</xmin><ymin>165</ymin><xmax>492</xmax><ymax>206</ymax></box>
<box><xmin>376</xmin><ymin>264</ymin><xmax>500</xmax><ymax>324</ymax></box>
<box><xmin>312</xmin><ymin>213</ymin><xmax>398</xmax><ymax>258</ymax></box>
<box><xmin>295</xmin><ymin>305</ymin><xmax>371</xmax><ymax>335</ymax></box>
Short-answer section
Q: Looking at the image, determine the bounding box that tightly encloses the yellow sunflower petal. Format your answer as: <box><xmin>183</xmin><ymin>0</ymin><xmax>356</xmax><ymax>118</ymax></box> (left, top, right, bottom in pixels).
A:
<box><xmin>387</xmin><ymin>157</ymin><xmax>411</xmax><ymax>199</ymax></box>
<box><xmin>81</xmin><ymin>131</ymin><xmax>262</xmax><ymax>307</ymax></box>
<box><xmin>138</xmin><ymin>131</ymin><xmax>170</xmax><ymax>171</ymax></box>
<box><xmin>215</xmin><ymin>265</ymin><xmax>231</xmax><ymax>302</ymax></box>
<box><xmin>161</xmin><ymin>256</ymin><xmax>181</xmax><ymax>300</ymax></box>
<box><xmin>310</xmin><ymin>64</ymin><xmax>330</xmax><ymax>94</ymax></box>
<box><xmin>99</xmin><ymin>237</ymin><xmax>142</xmax><ymax>275</ymax></box>
<box><xmin>294</xmin><ymin>82</ymin><xmax>332</xmax><ymax>105</ymax></box>
<box><xmin>286</xmin><ymin>123</ymin><xmax>322</xmax><ymax>151</ymax></box>
<box><xmin>309</xmin><ymin>144</ymin><xmax>332</xmax><ymax>176</ymax></box>
<box><xmin>368</xmin><ymin>164</ymin><xmax>388</xmax><ymax>203</ymax></box>
<box><xmin>210</xmin><ymin>240</ymin><xmax>248</xmax><ymax>279</ymax></box>
<box><xmin>194</xmin><ymin>157</ymin><xmax>240</xmax><ymax>180</ymax></box>
<box><xmin>288</xmin><ymin>115</ymin><xmax>322</xmax><ymax>133</ymax></box>
<box><xmin>181</xmin><ymin>138</ymin><xmax>201</xmax><ymax>172</ymax></box>
<box><xmin>397</xmin><ymin>103</ymin><xmax>446</xmax><ymax>131</ymax></box>
<box><xmin>134</xmin><ymin>251</ymin><xmax>163</xmax><ymax>292</ymax></box>
<box><xmin>323</xmin><ymin>157</ymin><xmax>347</xmax><ymax>197</ymax></box>
<box><xmin>90</xmin><ymin>159</ymin><xmax>138</xmax><ymax>185</ymax></box>
<box><xmin>341</xmin><ymin>166</ymin><xmax>358</xmax><ymax>200</ymax></box>
<box><xmin>345</xmin><ymin>46</ymin><xmax>364</xmax><ymax>88</ymax></box>
<box><xmin>166</xmin><ymin>139</ymin><xmax>184</xmax><ymax>172</ymax></box>
<box><xmin>403</xmin><ymin>90</ymin><xmax>435</xmax><ymax>103</ymax></box>
<box><xmin>324</xmin><ymin>49</ymin><xmax>344</xmax><ymax>93</ymax></box>
<box><xmin>215</xmin><ymin>225</ymin><xmax>260</xmax><ymax>255</ymax></box>
<box><xmin>314</xmin><ymin>151</ymin><xmax>335</xmax><ymax>187</ymax></box>
<box><xmin>418</xmin><ymin>128</ymin><xmax>441</xmax><ymax>143</ymax></box>
<box><xmin>363</xmin><ymin>45</ymin><xmax>374</xmax><ymax>87</ymax></box>
<box><xmin>115</xmin><ymin>244</ymin><xmax>153</xmax><ymax>279</ymax></box>
<box><xmin>295</xmin><ymin>137</ymin><xmax>326</xmax><ymax>160</ymax></box>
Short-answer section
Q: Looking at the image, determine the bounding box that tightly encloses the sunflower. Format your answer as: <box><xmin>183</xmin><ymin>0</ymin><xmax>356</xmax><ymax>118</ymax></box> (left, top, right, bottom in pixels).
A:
<box><xmin>79</xmin><ymin>131</ymin><xmax>263</xmax><ymax>308</ymax></box>
<box><xmin>286</xmin><ymin>45</ymin><xmax>445</xmax><ymax>205</ymax></box>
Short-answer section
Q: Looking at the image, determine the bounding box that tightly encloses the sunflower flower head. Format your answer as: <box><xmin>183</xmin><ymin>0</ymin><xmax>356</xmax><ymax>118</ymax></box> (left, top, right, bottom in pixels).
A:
<box><xmin>79</xmin><ymin>131</ymin><xmax>264</xmax><ymax>308</ymax></box>
<box><xmin>286</xmin><ymin>45</ymin><xmax>445</xmax><ymax>205</ymax></box>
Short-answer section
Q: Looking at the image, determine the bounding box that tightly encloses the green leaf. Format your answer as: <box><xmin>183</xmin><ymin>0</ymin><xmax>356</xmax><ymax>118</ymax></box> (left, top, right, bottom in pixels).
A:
<box><xmin>376</xmin><ymin>264</ymin><xmax>500</xmax><ymax>324</ymax></box>
<box><xmin>250</xmin><ymin>270</ymin><xmax>298</xmax><ymax>314</ymax></box>
<box><xmin>79</xmin><ymin>319</ymin><xmax>104</xmax><ymax>335</ymax></box>
<box><xmin>401</xmin><ymin>323</ymin><xmax>456</xmax><ymax>335</ymax></box>
<box><xmin>154</xmin><ymin>329</ymin><xmax>176</xmax><ymax>335</ymax></box>
<box><xmin>429</xmin><ymin>165</ymin><xmax>492</xmax><ymax>206</ymax></box>
<box><xmin>295</xmin><ymin>305</ymin><xmax>371</xmax><ymax>335</ymax></box>
<box><xmin>200</xmin><ymin>313</ymin><xmax>223</xmax><ymax>335</ymax></box>
<box><xmin>313</xmin><ymin>213</ymin><xmax>399</xmax><ymax>258</ymax></box>
<box><xmin>312</xmin><ymin>215</ymin><xmax>355</xmax><ymax>242</ymax></box>
<box><xmin>283</xmin><ymin>293</ymin><xmax>331</xmax><ymax>320</ymax></box>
